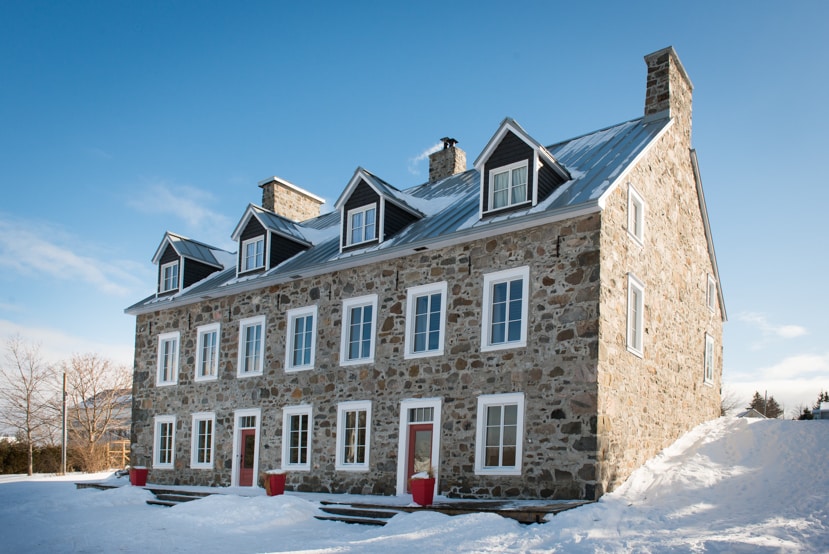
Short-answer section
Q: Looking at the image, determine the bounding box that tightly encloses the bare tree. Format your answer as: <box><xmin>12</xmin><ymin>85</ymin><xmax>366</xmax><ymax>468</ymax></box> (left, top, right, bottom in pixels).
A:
<box><xmin>720</xmin><ymin>387</ymin><xmax>743</xmax><ymax>416</ymax></box>
<box><xmin>0</xmin><ymin>336</ymin><xmax>56</xmax><ymax>475</ymax></box>
<box><xmin>61</xmin><ymin>353</ymin><xmax>132</xmax><ymax>471</ymax></box>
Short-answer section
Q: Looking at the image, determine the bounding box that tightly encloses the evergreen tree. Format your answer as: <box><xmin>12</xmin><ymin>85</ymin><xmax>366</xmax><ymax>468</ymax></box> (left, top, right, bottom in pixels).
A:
<box><xmin>812</xmin><ymin>391</ymin><xmax>829</xmax><ymax>410</ymax></box>
<box><xmin>747</xmin><ymin>391</ymin><xmax>784</xmax><ymax>419</ymax></box>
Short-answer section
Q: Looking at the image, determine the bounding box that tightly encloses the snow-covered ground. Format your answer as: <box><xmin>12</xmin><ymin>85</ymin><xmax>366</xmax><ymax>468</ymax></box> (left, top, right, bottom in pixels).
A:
<box><xmin>2</xmin><ymin>417</ymin><xmax>827</xmax><ymax>553</ymax></box>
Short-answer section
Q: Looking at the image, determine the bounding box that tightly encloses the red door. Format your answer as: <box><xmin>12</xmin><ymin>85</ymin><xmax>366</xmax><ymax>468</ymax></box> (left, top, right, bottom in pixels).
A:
<box><xmin>239</xmin><ymin>429</ymin><xmax>256</xmax><ymax>486</ymax></box>
<box><xmin>406</xmin><ymin>423</ymin><xmax>433</xmax><ymax>492</ymax></box>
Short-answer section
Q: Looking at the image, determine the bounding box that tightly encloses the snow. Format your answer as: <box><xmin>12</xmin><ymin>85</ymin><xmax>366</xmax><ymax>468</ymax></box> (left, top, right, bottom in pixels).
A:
<box><xmin>2</xmin><ymin>417</ymin><xmax>828</xmax><ymax>553</ymax></box>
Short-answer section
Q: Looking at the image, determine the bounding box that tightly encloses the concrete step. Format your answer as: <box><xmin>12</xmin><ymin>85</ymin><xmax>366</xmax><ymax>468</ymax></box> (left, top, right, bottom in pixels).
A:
<box><xmin>318</xmin><ymin>505</ymin><xmax>400</xmax><ymax>519</ymax></box>
<box><xmin>314</xmin><ymin>515</ymin><xmax>388</xmax><ymax>526</ymax></box>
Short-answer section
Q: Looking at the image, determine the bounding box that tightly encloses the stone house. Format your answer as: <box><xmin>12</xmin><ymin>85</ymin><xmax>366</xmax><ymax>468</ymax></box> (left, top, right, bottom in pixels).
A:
<box><xmin>126</xmin><ymin>46</ymin><xmax>725</xmax><ymax>500</ymax></box>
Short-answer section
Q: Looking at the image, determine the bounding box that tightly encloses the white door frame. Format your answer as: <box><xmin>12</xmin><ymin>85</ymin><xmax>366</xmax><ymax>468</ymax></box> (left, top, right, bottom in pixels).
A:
<box><xmin>396</xmin><ymin>397</ymin><xmax>442</xmax><ymax>495</ymax></box>
<box><xmin>231</xmin><ymin>408</ymin><xmax>261</xmax><ymax>487</ymax></box>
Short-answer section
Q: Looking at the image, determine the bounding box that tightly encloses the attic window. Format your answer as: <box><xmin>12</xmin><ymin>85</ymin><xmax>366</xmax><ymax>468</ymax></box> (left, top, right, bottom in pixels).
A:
<box><xmin>347</xmin><ymin>205</ymin><xmax>377</xmax><ymax>246</ymax></box>
<box><xmin>160</xmin><ymin>261</ymin><xmax>179</xmax><ymax>292</ymax></box>
<box><xmin>242</xmin><ymin>237</ymin><xmax>265</xmax><ymax>272</ymax></box>
<box><xmin>489</xmin><ymin>161</ymin><xmax>528</xmax><ymax>211</ymax></box>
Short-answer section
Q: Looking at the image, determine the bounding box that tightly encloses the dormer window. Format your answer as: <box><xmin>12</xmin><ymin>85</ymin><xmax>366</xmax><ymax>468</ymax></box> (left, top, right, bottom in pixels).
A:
<box><xmin>242</xmin><ymin>237</ymin><xmax>265</xmax><ymax>272</ymax></box>
<box><xmin>490</xmin><ymin>161</ymin><xmax>528</xmax><ymax>211</ymax></box>
<box><xmin>347</xmin><ymin>205</ymin><xmax>377</xmax><ymax>246</ymax></box>
<box><xmin>160</xmin><ymin>261</ymin><xmax>179</xmax><ymax>293</ymax></box>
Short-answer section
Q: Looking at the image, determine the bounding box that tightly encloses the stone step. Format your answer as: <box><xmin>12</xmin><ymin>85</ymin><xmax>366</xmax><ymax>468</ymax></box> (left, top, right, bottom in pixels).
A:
<box><xmin>146</xmin><ymin>499</ymin><xmax>178</xmax><ymax>507</ymax></box>
<box><xmin>318</xmin><ymin>505</ymin><xmax>400</xmax><ymax>520</ymax></box>
<box><xmin>314</xmin><ymin>515</ymin><xmax>388</xmax><ymax>526</ymax></box>
<box><xmin>153</xmin><ymin>493</ymin><xmax>202</xmax><ymax>503</ymax></box>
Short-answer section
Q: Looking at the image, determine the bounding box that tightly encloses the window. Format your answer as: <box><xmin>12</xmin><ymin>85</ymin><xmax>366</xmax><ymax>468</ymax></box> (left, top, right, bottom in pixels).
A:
<box><xmin>282</xmin><ymin>404</ymin><xmax>312</xmax><ymax>471</ymax></box>
<box><xmin>707</xmin><ymin>274</ymin><xmax>717</xmax><ymax>313</ymax></box>
<box><xmin>481</xmin><ymin>266</ymin><xmax>530</xmax><ymax>352</ymax></box>
<box><xmin>156</xmin><ymin>331</ymin><xmax>180</xmax><ymax>386</ymax></box>
<box><xmin>474</xmin><ymin>393</ymin><xmax>524</xmax><ymax>475</ymax></box>
<box><xmin>153</xmin><ymin>415</ymin><xmax>176</xmax><ymax>469</ymax></box>
<box><xmin>489</xmin><ymin>161</ymin><xmax>528</xmax><ymax>211</ymax></box>
<box><xmin>405</xmin><ymin>282</ymin><xmax>447</xmax><ymax>359</ymax></box>
<box><xmin>335</xmin><ymin>400</ymin><xmax>372</xmax><ymax>471</ymax></box>
<box><xmin>285</xmin><ymin>306</ymin><xmax>317</xmax><ymax>371</ymax></box>
<box><xmin>704</xmin><ymin>334</ymin><xmax>714</xmax><ymax>384</ymax></box>
<box><xmin>241</xmin><ymin>237</ymin><xmax>265</xmax><ymax>272</ymax></box>
<box><xmin>627</xmin><ymin>273</ymin><xmax>644</xmax><ymax>357</ymax></box>
<box><xmin>628</xmin><ymin>185</ymin><xmax>644</xmax><ymax>244</ymax></box>
<box><xmin>195</xmin><ymin>323</ymin><xmax>220</xmax><ymax>381</ymax></box>
<box><xmin>347</xmin><ymin>205</ymin><xmax>377</xmax><ymax>246</ymax></box>
<box><xmin>191</xmin><ymin>413</ymin><xmax>215</xmax><ymax>469</ymax></box>
<box><xmin>340</xmin><ymin>295</ymin><xmax>378</xmax><ymax>365</ymax></box>
<box><xmin>237</xmin><ymin>315</ymin><xmax>265</xmax><ymax>377</ymax></box>
<box><xmin>160</xmin><ymin>261</ymin><xmax>179</xmax><ymax>292</ymax></box>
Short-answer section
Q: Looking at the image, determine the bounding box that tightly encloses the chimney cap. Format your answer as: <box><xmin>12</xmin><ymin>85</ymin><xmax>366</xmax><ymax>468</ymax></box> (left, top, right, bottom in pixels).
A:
<box><xmin>440</xmin><ymin>137</ymin><xmax>458</xmax><ymax>149</ymax></box>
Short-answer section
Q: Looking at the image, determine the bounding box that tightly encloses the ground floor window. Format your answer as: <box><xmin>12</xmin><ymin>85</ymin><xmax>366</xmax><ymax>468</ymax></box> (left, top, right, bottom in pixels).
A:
<box><xmin>335</xmin><ymin>400</ymin><xmax>372</xmax><ymax>471</ymax></box>
<box><xmin>191</xmin><ymin>412</ymin><xmax>215</xmax><ymax>469</ymax></box>
<box><xmin>282</xmin><ymin>405</ymin><xmax>312</xmax><ymax>470</ymax></box>
<box><xmin>153</xmin><ymin>415</ymin><xmax>176</xmax><ymax>469</ymax></box>
<box><xmin>474</xmin><ymin>393</ymin><xmax>525</xmax><ymax>475</ymax></box>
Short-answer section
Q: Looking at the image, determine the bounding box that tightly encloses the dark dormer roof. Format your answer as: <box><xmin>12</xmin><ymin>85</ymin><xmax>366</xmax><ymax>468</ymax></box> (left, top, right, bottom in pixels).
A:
<box><xmin>231</xmin><ymin>204</ymin><xmax>313</xmax><ymax>247</ymax></box>
<box><xmin>151</xmin><ymin>232</ymin><xmax>227</xmax><ymax>268</ymax></box>
<box><xmin>474</xmin><ymin>118</ymin><xmax>570</xmax><ymax>181</ymax></box>
<box><xmin>334</xmin><ymin>167</ymin><xmax>424</xmax><ymax>219</ymax></box>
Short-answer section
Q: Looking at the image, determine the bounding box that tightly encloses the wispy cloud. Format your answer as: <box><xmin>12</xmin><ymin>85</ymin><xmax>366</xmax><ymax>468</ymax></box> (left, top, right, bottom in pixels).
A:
<box><xmin>0</xmin><ymin>215</ymin><xmax>145</xmax><ymax>297</ymax></box>
<box><xmin>738</xmin><ymin>312</ymin><xmax>808</xmax><ymax>343</ymax></box>
<box><xmin>0</xmin><ymin>319</ymin><xmax>134</xmax><ymax>366</ymax></box>
<box><xmin>407</xmin><ymin>142</ymin><xmax>443</xmax><ymax>176</ymax></box>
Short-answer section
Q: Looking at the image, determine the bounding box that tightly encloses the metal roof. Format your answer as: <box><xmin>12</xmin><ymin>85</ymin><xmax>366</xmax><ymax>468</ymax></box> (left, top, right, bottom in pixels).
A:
<box><xmin>151</xmin><ymin>232</ymin><xmax>225</xmax><ymax>268</ymax></box>
<box><xmin>127</xmin><ymin>115</ymin><xmax>670</xmax><ymax>314</ymax></box>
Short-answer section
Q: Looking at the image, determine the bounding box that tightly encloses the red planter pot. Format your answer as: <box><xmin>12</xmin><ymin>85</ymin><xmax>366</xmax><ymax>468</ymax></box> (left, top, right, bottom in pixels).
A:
<box><xmin>265</xmin><ymin>473</ymin><xmax>286</xmax><ymax>496</ymax></box>
<box><xmin>129</xmin><ymin>467</ymin><xmax>148</xmax><ymax>486</ymax></box>
<box><xmin>410</xmin><ymin>477</ymin><xmax>435</xmax><ymax>506</ymax></box>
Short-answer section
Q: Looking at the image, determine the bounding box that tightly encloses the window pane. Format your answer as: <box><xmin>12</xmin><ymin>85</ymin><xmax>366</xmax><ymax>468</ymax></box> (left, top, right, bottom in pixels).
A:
<box><xmin>365</xmin><ymin>208</ymin><xmax>376</xmax><ymax>240</ymax></box>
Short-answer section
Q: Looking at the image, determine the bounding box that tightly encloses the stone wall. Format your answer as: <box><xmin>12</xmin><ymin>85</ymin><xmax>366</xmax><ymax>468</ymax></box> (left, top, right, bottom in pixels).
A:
<box><xmin>131</xmin><ymin>214</ymin><xmax>605</xmax><ymax>499</ymax></box>
<box><xmin>260</xmin><ymin>178</ymin><xmax>324</xmax><ymax>222</ymax></box>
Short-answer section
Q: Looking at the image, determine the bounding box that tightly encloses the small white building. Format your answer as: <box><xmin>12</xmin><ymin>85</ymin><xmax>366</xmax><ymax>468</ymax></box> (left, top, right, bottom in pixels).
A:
<box><xmin>812</xmin><ymin>403</ymin><xmax>829</xmax><ymax>420</ymax></box>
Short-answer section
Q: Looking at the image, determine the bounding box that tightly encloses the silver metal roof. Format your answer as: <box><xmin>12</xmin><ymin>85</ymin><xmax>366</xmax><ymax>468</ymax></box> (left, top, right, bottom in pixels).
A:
<box><xmin>127</xmin><ymin>115</ymin><xmax>670</xmax><ymax>314</ymax></box>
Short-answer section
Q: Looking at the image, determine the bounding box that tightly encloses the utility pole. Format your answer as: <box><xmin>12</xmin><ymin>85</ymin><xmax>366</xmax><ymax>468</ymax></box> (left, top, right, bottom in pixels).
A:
<box><xmin>61</xmin><ymin>372</ymin><xmax>67</xmax><ymax>475</ymax></box>
<box><xmin>763</xmin><ymin>390</ymin><xmax>768</xmax><ymax>418</ymax></box>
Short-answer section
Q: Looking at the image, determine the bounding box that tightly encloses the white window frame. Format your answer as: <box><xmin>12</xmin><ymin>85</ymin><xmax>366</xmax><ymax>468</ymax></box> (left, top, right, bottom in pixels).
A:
<box><xmin>481</xmin><ymin>266</ymin><xmax>530</xmax><ymax>352</ymax></box>
<box><xmin>488</xmin><ymin>160</ymin><xmax>529</xmax><ymax>212</ymax></box>
<box><xmin>627</xmin><ymin>273</ymin><xmax>645</xmax><ymax>357</ymax></box>
<box><xmin>285</xmin><ymin>305</ymin><xmax>317</xmax><ymax>372</ymax></box>
<box><xmin>628</xmin><ymin>184</ymin><xmax>645</xmax><ymax>245</ymax></box>
<box><xmin>156</xmin><ymin>331</ymin><xmax>180</xmax><ymax>386</ymax></box>
<box><xmin>153</xmin><ymin>415</ymin><xmax>176</xmax><ymax>469</ymax></box>
<box><xmin>335</xmin><ymin>400</ymin><xmax>372</xmax><ymax>471</ymax></box>
<box><xmin>237</xmin><ymin>315</ymin><xmax>266</xmax><ymax>377</ymax></box>
<box><xmin>404</xmin><ymin>281</ymin><xmax>448</xmax><ymax>359</ymax></box>
<box><xmin>704</xmin><ymin>334</ymin><xmax>714</xmax><ymax>385</ymax></box>
<box><xmin>241</xmin><ymin>236</ymin><xmax>265</xmax><ymax>272</ymax></box>
<box><xmin>707</xmin><ymin>274</ymin><xmax>717</xmax><ymax>313</ymax></box>
<box><xmin>195</xmin><ymin>323</ymin><xmax>220</xmax><ymax>382</ymax></box>
<box><xmin>395</xmin><ymin>397</ymin><xmax>442</xmax><ymax>495</ymax></box>
<box><xmin>346</xmin><ymin>204</ymin><xmax>377</xmax><ymax>246</ymax></box>
<box><xmin>190</xmin><ymin>412</ymin><xmax>216</xmax><ymax>469</ymax></box>
<box><xmin>474</xmin><ymin>393</ymin><xmax>525</xmax><ymax>476</ymax></box>
<box><xmin>231</xmin><ymin>408</ymin><xmax>260</xmax><ymax>487</ymax></box>
<box><xmin>340</xmin><ymin>294</ymin><xmax>378</xmax><ymax>366</ymax></box>
<box><xmin>160</xmin><ymin>260</ymin><xmax>179</xmax><ymax>292</ymax></box>
<box><xmin>281</xmin><ymin>404</ymin><xmax>313</xmax><ymax>471</ymax></box>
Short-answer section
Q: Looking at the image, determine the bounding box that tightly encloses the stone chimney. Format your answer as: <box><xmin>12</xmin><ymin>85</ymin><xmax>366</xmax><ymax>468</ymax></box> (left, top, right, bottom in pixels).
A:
<box><xmin>428</xmin><ymin>137</ymin><xmax>466</xmax><ymax>183</ymax></box>
<box><xmin>258</xmin><ymin>176</ymin><xmax>325</xmax><ymax>222</ymax></box>
<box><xmin>644</xmin><ymin>46</ymin><xmax>693</xmax><ymax>140</ymax></box>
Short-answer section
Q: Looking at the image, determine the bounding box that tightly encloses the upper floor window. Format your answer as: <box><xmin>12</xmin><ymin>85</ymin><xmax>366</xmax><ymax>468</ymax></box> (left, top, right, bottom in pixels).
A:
<box><xmin>340</xmin><ymin>295</ymin><xmax>378</xmax><ymax>365</ymax></box>
<box><xmin>628</xmin><ymin>185</ymin><xmax>644</xmax><ymax>244</ymax></box>
<box><xmin>347</xmin><ymin>205</ymin><xmax>376</xmax><ymax>246</ymax></box>
<box><xmin>160</xmin><ymin>261</ymin><xmax>179</xmax><ymax>292</ymax></box>
<box><xmin>156</xmin><ymin>331</ymin><xmax>180</xmax><ymax>386</ymax></box>
<box><xmin>707</xmin><ymin>274</ymin><xmax>717</xmax><ymax>313</ymax></box>
<box><xmin>627</xmin><ymin>273</ymin><xmax>644</xmax><ymax>357</ymax></box>
<box><xmin>242</xmin><ymin>237</ymin><xmax>265</xmax><ymax>272</ymax></box>
<box><xmin>474</xmin><ymin>393</ymin><xmax>524</xmax><ymax>475</ymax></box>
<box><xmin>704</xmin><ymin>334</ymin><xmax>714</xmax><ymax>384</ymax></box>
<box><xmin>489</xmin><ymin>161</ymin><xmax>528</xmax><ymax>211</ymax></box>
<box><xmin>195</xmin><ymin>323</ymin><xmax>220</xmax><ymax>382</ymax></box>
<box><xmin>237</xmin><ymin>315</ymin><xmax>265</xmax><ymax>377</ymax></box>
<box><xmin>404</xmin><ymin>281</ymin><xmax>447</xmax><ymax>359</ymax></box>
<box><xmin>153</xmin><ymin>415</ymin><xmax>176</xmax><ymax>469</ymax></box>
<box><xmin>335</xmin><ymin>400</ymin><xmax>372</xmax><ymax>471</ymax></box>
<box><xmin>481</xmin><ymin>266</ymin><xmax>529</xmax><ymax>352</ymax></box>
<box><xmin>285</xmin><ymin>306</ymin><xmax>317</xmax><ymax>371</ymax></box>
<box><xmin>190</xmin><ymin>412</ymin><xmax>215</xmax><ymax>469</ymax></box>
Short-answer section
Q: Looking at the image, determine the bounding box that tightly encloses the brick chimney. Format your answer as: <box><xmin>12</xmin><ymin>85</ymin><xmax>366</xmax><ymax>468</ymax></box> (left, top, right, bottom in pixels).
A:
<box><xmin>428</xmin><ymin>137</ymin><xmax>466</xmax><ymax>183</ymax></box>
<box><xmin>258</xmin><ymin>176</ymin><xmax>325</xmax><ymax>222</ymax></box>
<box><xmin>644</xmin><ymin>47</ymin><xmax>693</xmax><ymax>143</ymax></box>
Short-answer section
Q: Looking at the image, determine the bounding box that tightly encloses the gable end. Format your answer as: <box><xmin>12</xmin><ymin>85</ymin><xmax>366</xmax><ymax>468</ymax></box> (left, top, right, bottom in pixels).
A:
<box><xmin>482</xmin><ymin>131</ymin><xmax>534</xmax><ymax>214</ymax></box>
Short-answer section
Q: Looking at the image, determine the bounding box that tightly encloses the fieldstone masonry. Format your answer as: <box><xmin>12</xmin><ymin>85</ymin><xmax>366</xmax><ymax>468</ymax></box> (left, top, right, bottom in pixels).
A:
<box><xmin>130</xmin><ymin>47</ymin><xmax>722</xmax><ymax>501</ymax></box>
<box><xmin>259</xmin><ymin>177</ymin><xmax>324</xmax><ymax>222</ymax></box>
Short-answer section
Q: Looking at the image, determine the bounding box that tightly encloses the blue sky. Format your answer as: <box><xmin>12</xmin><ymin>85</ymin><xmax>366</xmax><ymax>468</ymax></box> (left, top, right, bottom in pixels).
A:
<box><xmin>1</xmin><ymin>1</ymin><xmax>827</xmax><ymax>414</ymax></box>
